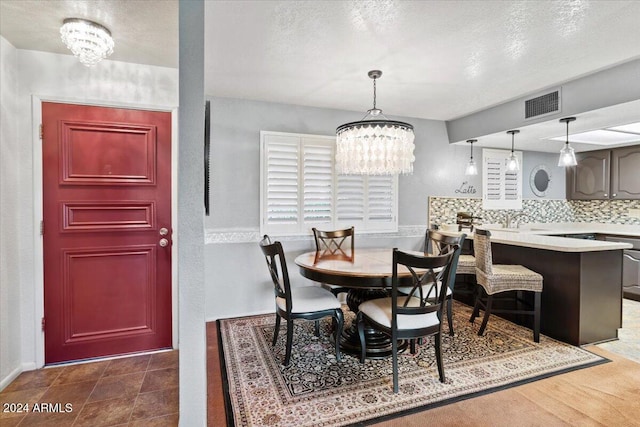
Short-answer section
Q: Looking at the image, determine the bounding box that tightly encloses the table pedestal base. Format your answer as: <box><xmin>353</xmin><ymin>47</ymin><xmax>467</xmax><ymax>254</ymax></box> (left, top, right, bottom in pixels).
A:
<box><xmin>339</xmin><ymin>288</ymin><xmax>407</xmax><ymax>359</ymax></box>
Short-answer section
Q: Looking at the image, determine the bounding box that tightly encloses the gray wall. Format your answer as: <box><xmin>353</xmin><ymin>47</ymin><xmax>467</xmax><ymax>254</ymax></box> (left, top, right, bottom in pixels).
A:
<box><xmin>0</xmin><ymin>36</ymin><xmax>22</xmax><ymax>389</ymax></box>
<box><xmin>446</xmin><ymin>59</ymin><xmax>640</xmax><ymax>143</ymax></box>
<box><xmin>204</xmin><ymin>97</ymin><xmax>564</xmax><ymax>320</ymax></box>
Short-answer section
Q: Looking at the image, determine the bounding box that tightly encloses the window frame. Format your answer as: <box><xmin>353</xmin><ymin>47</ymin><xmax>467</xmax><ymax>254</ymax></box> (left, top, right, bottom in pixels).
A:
<box><xmin>260</xmin><ymin>131</ymin><xmax>398</xmax><ymax>236</ymax></box>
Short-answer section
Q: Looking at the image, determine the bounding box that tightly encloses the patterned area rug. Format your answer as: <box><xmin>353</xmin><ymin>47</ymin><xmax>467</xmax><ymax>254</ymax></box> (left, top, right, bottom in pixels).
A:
<box><xmin>218</xmin><ymin>302</ymin><xmax>607</xmax><ymax>426</ymax></box>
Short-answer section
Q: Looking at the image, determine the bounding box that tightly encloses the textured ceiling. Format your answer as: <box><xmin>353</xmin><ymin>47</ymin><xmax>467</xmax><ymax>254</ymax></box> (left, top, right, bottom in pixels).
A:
<box><xmin>204</xmin><ymin>1</ymin><xmax>640</xmax><ymax>121</ymax></box>
<box><xmin>1</xmin><ymin>0</ymin><xmax>640</xmax><ymax>151</ymax></box>
<box><xmin>0</xmin><ymin>0</ymin><xmax>178</xmax><ymax>68</ymax></box>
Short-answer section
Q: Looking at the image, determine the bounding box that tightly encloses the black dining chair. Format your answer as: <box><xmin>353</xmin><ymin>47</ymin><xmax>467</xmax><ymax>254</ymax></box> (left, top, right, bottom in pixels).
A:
<box><xmin>259</xmin><ymin>235</ymin><xmax>344</xmax><ymax>366</ymax></box>
<box><xmin>356</xmin><ymin>248</ymin><xmax>457</xmax><ymax>393</ymax></box>
<box><xmin>402</xmin><ymin>230</ymin><xmax>466</xmax><ymax>336</ymax></box>
<box><xmin>312</xmin><ymin>227</ymin><xmax>354</xmax><ymax>297</ymax></box>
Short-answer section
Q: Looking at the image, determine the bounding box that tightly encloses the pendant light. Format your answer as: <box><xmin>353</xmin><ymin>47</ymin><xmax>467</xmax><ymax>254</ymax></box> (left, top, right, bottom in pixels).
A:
<box><xmin>336</xmin><ymin>70</ymin><xmax>415</xmax><ymax>175</ymax></box>
<box><xmin>465</xmin><ymin>139</ymin><xmax>478</xmax><ymax>176</ymax></box>
<box><xmin>558</xmin><ymin>117</ymin><xmax>578</xmax><ymax>167</ymax></box>
<box><xmin>506</xmin><ymin>130</ymin><xmax>520</xmax><ymax>172</ymax></box>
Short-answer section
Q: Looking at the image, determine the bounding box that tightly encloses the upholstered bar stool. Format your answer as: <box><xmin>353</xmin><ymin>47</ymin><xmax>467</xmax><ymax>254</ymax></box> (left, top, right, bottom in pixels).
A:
<box><xmin>469</xmin><ymin>229</ymin><xmax>543</xmax><ymax>342</ymax></box>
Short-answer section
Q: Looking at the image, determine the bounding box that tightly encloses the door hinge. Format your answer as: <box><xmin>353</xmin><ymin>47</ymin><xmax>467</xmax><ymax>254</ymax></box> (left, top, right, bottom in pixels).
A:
<box><xmin>40</xmin><ymin>220</ymin><xmax>44</xmax><ymax>236</ymax></box>
<box><xmin>39</xmin><ymin>124</ymin><xmax>43</xmax><ymax>140</ymax></box>
<box><xmin>41</xmin><ymin>317</ymin><xmax>45</xmax><ymax>331</ymax></box>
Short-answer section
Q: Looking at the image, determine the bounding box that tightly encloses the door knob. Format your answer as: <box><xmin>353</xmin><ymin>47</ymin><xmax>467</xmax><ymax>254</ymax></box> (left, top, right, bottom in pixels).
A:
<box><xmin>159</xmin><ymin>238</ymin><xmax>169</xmax><ymax>247</ymax></box>
<box><xmin>159</xmin><ymin>227</ymin><xmax>169</xmax><ymax>236</ymax></box>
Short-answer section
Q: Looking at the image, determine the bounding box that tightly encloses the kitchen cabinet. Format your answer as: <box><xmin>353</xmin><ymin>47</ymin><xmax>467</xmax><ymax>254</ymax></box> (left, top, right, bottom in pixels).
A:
<box><xmin>567</xmin><ymin>150</ymin><xmax>610</xmax><ymax>199</ymax></box>
<box><xmin>567</xmin><ymin>145</ymin><xmax>640</xmax><ymax>200</ymax></box>
<box><xmin>611</xmin><ymin>145</ymin><xmax>640</xmax><ymax>199</ymax></box>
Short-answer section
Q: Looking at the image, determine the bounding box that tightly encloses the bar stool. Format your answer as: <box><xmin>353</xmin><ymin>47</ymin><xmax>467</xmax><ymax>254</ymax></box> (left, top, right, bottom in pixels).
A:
<box><xmin>469</xmin><ymin>229</ymin><xmax>543</xmax><ymax>342</ymax></box>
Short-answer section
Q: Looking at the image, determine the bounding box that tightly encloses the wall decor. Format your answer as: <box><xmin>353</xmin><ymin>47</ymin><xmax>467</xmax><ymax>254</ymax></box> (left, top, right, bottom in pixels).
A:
<box><xmin>530</xmin><ymin>164</ymin><xmax>551</xmax><ymax>197</ymax></box>
<box><xmin>204</xmin><ymin>100</ymin><xmax>211</xmax><ymax>216</ymax></box>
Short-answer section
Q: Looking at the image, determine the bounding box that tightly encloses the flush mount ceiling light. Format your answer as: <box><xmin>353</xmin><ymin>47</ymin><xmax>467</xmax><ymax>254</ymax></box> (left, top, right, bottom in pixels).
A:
<box><xmin>506</xmin><ymin>130</ymin><xmax>520</xmax><ymax>172</ymax></box>
<box><xmin>465</xmin><ymin>139</ymin><xmax>478</xmax><ymax>176</ymax></box>
<box><xmin>335</xmin><ymin>70</ymin><xmax>415</xmax><ymax>175</ymax></box>
<box><xmin>60</xmin><ymin>18</ymin><xmax>114</xmax><ymax>66</ymax></box>
<box><xmin>558</xmin><ymin>117</ymin><xmax>578</xmax><ymax>167</ymax></box>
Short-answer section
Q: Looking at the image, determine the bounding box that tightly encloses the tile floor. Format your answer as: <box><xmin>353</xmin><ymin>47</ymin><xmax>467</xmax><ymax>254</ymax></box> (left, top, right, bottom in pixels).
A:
<box><xmin>1</xmin><ymin>300</ymin><xmax>638</xmax><ymax>427</ymax></box>
<box><xmin>0</xmin><ymin>350</ymin><xmax>178</xmax><ymax>426</ymax></box>
<box><xmin>597</xmin><ymin>298</ymin><xmax>640</xmax><ymax>363</ymax></box>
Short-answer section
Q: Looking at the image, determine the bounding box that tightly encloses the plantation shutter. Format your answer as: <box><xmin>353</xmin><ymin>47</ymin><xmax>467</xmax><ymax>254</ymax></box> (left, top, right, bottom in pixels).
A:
<box><xmin>302</xmin><ymin>140</ymin><xmax>333</xmax><ymax>225</ymax></box>
<box><xmin>368</xmin><ymin>175</ymin><xmax>396</xmax><ymax>230</ymax></box>
<box><xmin>336</xmin><ymin>175</ymin><xmax>365</xmax><ymax>228</ymax></box>
<box><xmin>260</xmin><ymin>131</ymin><xmax>398</xmax><ymax>235</ymax></box>
<box><xmin>262</xmin><ymin>134</ymin><xmax>300</xmax><ymax>234</ymax></box>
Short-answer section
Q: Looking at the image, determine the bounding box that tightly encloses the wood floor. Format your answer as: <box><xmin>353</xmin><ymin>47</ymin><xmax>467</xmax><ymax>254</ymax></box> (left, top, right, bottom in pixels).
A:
<box><xmin>207</xmin><ymin>322</ymin><xmax>640</xmax><ymax>427</ymax></box>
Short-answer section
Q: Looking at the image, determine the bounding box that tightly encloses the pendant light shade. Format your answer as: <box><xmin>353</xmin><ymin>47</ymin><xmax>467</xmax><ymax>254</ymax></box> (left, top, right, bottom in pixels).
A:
<box><xmin>60</xmin><ymin>18</ymin><xmax>114</xmax><ymax>66</ymax></box>
<box><xmin>558</xmin><ymin>117</ymin><xmax>578</xmax><ymax>167</ymax></box>
<box><xmin>506</xmin><ymin>130</ymin><xmax>520</xmax><ymax>172</ymax></box>
<box><xmin>336</xmin><ymin>70</ymin><xmax>415</xmax><ymax>175</ymax></box>
<box><xmin>465</xmin><ymin>139</ymin><xmax>478</xmax><ymax>176</ymax></box>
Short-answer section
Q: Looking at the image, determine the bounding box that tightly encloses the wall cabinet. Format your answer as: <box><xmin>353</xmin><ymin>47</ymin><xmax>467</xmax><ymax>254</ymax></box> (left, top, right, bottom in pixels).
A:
<box><xmin>567</xmin><ymin>145</ymin><xmax>640</xmax><ymax>200</ymax></box>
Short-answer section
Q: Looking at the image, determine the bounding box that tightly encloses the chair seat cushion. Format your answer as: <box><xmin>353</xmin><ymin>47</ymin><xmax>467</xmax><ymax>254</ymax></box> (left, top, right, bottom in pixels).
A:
<box><xmin>456</xmin><ymin>254</ymin><xmax>476</xmax><ymax>275</ymax></box>
<box><xmin>276</xmin><ymin>286</ymin><xmax>341</xmax><ymax>313</ymax></box>
<box><xmin>477</xmin><ymin>264</ymin><xmax>543</xmax><ymax>295</ymax></box>
<box><xmin>359</xmin><ymin>297</ymin><xmax>440</xmax><ymax>330</ymax></box>
<box><xmin>397</xmin><ymin>282</ymin><xmax>452</xmax><ymax>299</ymax></box>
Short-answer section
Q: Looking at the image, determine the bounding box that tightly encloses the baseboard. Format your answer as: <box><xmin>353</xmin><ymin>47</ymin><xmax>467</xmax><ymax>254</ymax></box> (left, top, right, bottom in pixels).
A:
<box><xmin>0</xmin><ymin>365</ymin><xmax>23</xmax><ymax>391</ymax></box>
<box><xmin>206</xmin><ymin>308</ymin><xmax>273</xmax><ymax>323</ymax></box>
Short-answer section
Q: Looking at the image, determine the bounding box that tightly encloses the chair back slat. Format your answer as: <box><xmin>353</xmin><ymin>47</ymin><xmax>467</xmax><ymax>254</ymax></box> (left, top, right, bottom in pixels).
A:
<box><xmin>313</xmin><ymin>227</ymin><xmax>354</xmax><ymax>258</ymax></box>
<box><xmin>473</xmin><ymin>228</ymin><xmax>493</xmax><ymax>275</ymax></box>
<box><xmin>425</xmin><ymin>229</ymin><xmax>466</xmax><ymax>292</ymax></box>
<box><xmin>259</xmin><ymin>235</ymin><xmax>292</xmax><ymax>313</ymax></box>
<box><xmin>392</xmin><ymin>249</ymin><xmax>456</xmax><ymax>321</ymax></box>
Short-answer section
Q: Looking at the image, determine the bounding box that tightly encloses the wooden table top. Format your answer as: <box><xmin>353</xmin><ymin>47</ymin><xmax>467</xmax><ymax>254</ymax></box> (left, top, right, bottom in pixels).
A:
<box><xmin>294</xmin><ymin>248</ymin><xmax>425</xmax><ymax>288</ymax></box>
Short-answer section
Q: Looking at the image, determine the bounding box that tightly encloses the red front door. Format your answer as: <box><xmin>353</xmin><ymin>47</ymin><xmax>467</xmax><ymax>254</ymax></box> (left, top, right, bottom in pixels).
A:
<box><xmin>42</xmin><ymin>102</ymin><xmax>172</xmax><ymax>364</ymax></box>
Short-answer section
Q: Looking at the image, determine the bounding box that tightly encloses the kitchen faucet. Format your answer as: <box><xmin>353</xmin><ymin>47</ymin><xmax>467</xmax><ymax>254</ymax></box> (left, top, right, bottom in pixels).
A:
<box><xmin>504</xmin><ymin>212</ymin><xmax>527</xmax><ymax>229</ymax></box>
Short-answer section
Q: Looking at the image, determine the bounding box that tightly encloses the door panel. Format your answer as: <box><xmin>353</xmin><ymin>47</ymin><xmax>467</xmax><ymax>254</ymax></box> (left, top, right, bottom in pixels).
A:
<box><xmin>611</xmin><ymin>146</ymin><xmax>640</xmax><ymax>199</ymax></box>
<box><xmin>568</xmin><ymin>150</ymin><xmax>610</xmax><ymax>199</ymax></box>
<box><xmin>43</xmin><ymin>102</ymin><xmax>172</xmax><ymax>364</ymax></box>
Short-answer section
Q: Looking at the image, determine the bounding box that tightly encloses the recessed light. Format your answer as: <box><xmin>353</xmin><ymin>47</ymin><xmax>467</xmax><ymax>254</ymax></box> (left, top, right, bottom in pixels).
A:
<box><xmin>607</xmin><ymin>122</ymin><xmax>640</xmax><ymax>135</ymax></box>
<box><xmin>549</xmin><ymin>129</ymin><xmax>640</xmax><ymax>145</ymax></box>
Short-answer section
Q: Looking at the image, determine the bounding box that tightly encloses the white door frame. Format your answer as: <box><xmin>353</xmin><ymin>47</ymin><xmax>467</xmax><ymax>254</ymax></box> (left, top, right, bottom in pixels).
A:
<box><xmin>32</xmin><ymin>95</ymin><xmax>179</xmax><ymax>368</ymax></box>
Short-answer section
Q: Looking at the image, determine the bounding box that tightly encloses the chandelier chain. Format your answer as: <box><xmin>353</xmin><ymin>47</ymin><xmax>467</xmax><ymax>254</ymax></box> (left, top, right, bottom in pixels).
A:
<box><xmin>372</xmin><ymin>77</ymin><xmax>377</xmax><ymax>110</ymax></box>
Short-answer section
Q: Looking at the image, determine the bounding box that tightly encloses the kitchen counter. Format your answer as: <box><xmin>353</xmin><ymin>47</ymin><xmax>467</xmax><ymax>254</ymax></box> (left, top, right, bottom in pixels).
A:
<box><xmin>477</xmin><ymin>223</ymin><xmax>637</xmax><ymax>252</ymax></box>
<box><xmin>448</xmin><ymin>222</ymin><xmax>636</xmax><ymax>346</ymax></box>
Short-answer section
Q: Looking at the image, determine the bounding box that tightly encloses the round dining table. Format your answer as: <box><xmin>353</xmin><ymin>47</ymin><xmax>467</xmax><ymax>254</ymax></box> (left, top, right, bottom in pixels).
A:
<box><xmin>294</xmin><ymin>248</ymin><xmax>419</xmax><ymax>358</ymax></box>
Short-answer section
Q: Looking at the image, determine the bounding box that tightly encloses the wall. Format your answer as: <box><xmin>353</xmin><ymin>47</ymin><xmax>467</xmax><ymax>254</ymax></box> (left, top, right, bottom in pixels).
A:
<box><xmin>0</xmin><ymin>37</ymin><xmax>23</xmax><ymax>389</ymax></box>
<box><xmin>446</xmin><ymin>59</ymin><xmax>640</xmax><ymax>143</ymax></box>
<box><xmin>6</xmin><ymin>48</ymin><xmax>177</xmax><ymax>380</ymax></box>
<box><xmin>178</xmin><ymin>1</ymin><xmax>207</xmax><ymax>423</ymax></box>
<box><xmin>204</xmin><ymin>97</ymin><xmax>564</xmax><ymax>320</ymax></box>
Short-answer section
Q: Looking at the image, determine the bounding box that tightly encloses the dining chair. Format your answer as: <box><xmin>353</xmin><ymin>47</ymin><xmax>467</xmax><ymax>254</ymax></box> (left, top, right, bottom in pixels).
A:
<box><xmin>356</xmin><ymin>248</ymin><xmax>457</xmax><ymax>393</ymax></box>
<box><xmin>312</xmin><ymin>227</ymin><xmax>354</xmax><ymax>297</ymax></box>
<box><xmin>469</xmin><ymin>229</ymin><xmax>543</xmax><ymax>342</ymax></box>
<box><xmin>398</xmin><ymin>230</ymin><xmax>465</xmax><ymax>336</ymax></box>
<box><xmin>259</xmin><ymin>235</ymin><xmax>344</xmax><ymax>366</ymax></box>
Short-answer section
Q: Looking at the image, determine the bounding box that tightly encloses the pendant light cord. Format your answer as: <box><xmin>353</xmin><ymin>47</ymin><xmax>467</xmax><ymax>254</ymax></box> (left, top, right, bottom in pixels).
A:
<box><xmin>470</xmin><ymin>141</ymin><xmax>473</xmax><ymax>159</ymax></box>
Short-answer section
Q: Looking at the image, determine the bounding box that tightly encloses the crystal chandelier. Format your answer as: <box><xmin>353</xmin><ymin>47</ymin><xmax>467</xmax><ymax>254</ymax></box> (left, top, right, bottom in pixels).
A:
<box><xmin>465</xmin><ymin>139</ymin><xmax>478</xmax><ymax>175</ymax></box>
<box><xmin>60</xmin><ymin>18</ymin><xmax>114</xmax><ymax>67</ymax></box>
<box><xmin>336</xmin><ymin>70</ymin><xmax>415</xmax><ymax>175</ymax></box>
<box><xmin>558</xmin><ymin>117</ymin><xmax>578</xmax><ymax>167</ymax></box>
<box><xmin>506</xmin><ymin>130</ymin><xmax>520</xmax><ymax>172</ymax></box>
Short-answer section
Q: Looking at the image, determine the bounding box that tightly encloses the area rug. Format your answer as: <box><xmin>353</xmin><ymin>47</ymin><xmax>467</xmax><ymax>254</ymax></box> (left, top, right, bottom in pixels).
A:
<box><xmin>217</xmin><ymin>302</ymin><xmax>607</xmax><ymax>426</ymax></box>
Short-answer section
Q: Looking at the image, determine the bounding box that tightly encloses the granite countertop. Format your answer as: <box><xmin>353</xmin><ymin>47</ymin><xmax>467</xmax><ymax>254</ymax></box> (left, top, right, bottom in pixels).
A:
<box><xmin>446</xmin><ymin>223</ymin><xmax>638</xmax><ymax>253</ymax></box>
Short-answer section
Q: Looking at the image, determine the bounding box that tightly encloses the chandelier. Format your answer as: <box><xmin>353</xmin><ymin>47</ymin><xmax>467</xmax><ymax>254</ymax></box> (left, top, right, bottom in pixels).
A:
<box><xmin>60</xmin><ymin>18</ymin><xmax>114</xmax><ymax>67</ymax></box>
<box><xmin>336</xmin><ymin>70</ymin><xmax>415</xmax><ymax>175</ymax></box>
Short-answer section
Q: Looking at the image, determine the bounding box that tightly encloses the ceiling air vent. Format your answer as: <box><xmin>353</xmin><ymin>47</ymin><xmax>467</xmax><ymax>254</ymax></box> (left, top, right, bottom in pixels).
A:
<box><xmin>524</xmin><ymin>89</ymin><xmax>560</xmax><ymax>120</ymax></box>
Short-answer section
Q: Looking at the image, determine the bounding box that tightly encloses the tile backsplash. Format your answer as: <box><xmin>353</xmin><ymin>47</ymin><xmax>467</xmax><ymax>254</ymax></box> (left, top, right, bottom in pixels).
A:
<box><xmin>429</xmin><ymin>197</ymin><xmax>640</xmax><ymax>227</ymax></box>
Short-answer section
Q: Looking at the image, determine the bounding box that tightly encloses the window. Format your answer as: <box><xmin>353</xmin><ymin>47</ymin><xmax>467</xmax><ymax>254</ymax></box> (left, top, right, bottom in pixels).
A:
<box><xmin>482</xmin><ymin>148</ymin><xmax>523</xmax><ymax>210</ymax></box>
<box><xmin>260</xmin><ymin>131</ymin><xmax>398</xmax><ymax>236</ymax></box>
